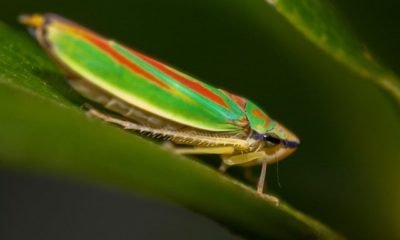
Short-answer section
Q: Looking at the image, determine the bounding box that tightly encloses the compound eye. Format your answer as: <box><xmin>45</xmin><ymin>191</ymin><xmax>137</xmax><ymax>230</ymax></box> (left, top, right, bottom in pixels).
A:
<box><xmin>263</xmin><ymin>134</ymin><xmax>282</xmax><ymax>147</ymax></box>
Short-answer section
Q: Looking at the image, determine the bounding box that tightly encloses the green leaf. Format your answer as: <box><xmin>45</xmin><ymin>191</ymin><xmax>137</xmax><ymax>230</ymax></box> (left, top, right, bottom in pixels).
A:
<box><xmin>0</xmin><ymin>22</ymin><xmax>342</xmax><ymax>239</ymax></box>
<box><xmin>266</xmin><ymin>0</ymin><xmax>400</xmax><ymax>105</ymax></box>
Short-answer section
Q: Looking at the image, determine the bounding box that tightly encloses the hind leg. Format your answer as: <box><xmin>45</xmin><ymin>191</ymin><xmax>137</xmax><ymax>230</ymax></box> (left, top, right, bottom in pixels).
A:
<box><xmin>84</xmin><ymin>104</ymin><xmax>146</xmax><ymax>131</ymax></box>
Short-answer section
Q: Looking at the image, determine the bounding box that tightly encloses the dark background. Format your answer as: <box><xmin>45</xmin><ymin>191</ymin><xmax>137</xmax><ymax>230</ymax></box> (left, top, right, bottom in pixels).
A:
<box><xmin>1</xmin><ymin>0</ymin><xmax>400</xmax><ymax>239</ymax></box>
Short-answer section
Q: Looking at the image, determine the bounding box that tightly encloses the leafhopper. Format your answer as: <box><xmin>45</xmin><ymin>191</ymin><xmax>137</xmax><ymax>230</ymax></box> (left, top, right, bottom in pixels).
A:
<box><xmin>20</xmin><ymin>13</ymin><xmax>299</xmax><ymax>204</ymax></box>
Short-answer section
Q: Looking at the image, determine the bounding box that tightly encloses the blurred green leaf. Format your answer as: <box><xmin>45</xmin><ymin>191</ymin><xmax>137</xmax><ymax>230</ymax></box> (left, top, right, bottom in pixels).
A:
<box><xmin>0</xmin><ymin>22</ymin><xmax>342</xmax><ymax>239</ymax></box>
<box><xmin>266</xmin><ymin>0</ymin><xmax>400</xmax><ymax>105</ymax></box>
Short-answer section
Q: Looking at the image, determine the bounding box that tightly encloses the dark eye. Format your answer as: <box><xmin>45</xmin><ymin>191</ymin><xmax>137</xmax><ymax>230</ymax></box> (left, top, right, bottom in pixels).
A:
<box><xmin>263</xmin><ymin>135</ymin><xmax>282</xmax><ymax>146</ymax></box>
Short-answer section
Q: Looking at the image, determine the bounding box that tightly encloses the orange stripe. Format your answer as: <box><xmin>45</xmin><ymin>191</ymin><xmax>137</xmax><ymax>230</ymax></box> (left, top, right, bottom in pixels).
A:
<box><xmin>131</xmin><ymin>50</ymin><xmax>230</xmax><ymax>109</ymax></box>
<box><xmin>60</xmin><ymin>23</ymin><xmax>170</xmax><ymax>90</ymax></box>
<box><xmin>252</xmin><ymin>109</ymin><xmax>270</xmax><ymax>123</ymax></box>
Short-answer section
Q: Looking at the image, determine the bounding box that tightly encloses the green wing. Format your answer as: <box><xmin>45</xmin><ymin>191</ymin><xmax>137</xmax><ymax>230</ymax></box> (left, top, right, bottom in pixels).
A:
<box><xmin>41</xmin><ymin>14</ymin><xmax>247</xmax><ymax>132</ymax></box>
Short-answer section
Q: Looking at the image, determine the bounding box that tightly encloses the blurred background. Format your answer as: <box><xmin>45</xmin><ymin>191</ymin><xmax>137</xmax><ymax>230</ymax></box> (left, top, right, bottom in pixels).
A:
<box><xmin>1</xmin><ymin>0</ymin><xmax>400</xmax><ymax>239</ymax></box>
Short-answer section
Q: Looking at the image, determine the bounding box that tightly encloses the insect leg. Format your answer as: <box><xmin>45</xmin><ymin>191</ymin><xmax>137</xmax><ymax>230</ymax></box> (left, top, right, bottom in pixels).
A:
<box><xmin>222</xmin><ymin>151</ymin><xmax>266</xmax><ymax>166</ymax></box>
<box><xmin>257</xmin><ymin>160</ymin><xmax>279</xmax><ymax>205</ymax></box>
<box><xmin>85</xmin><ymin>105</ymin><xmax>145</xmax><ymax>130</ymax></box>
<box><xmin>222</xmin><ymin>152</ymin><xmax>279</xmax><ymax>205</ymax></box>
<box><xmin>168</xmin><ymin>145</ymin><xmax>234</xmax><ymax>172</ymax></box>
<box><xmin>85</xmin><ymin>106</ymin><xmax>248</xmax><ymax>151</ymax></box>
<box><xmin>218</xmin><ymin>152</ymin><xmax>261</xmax><ymax>173</ymax></box>
<box><xmin>257</xmin><ymin>161</ymin><xmax>267</xmax><ymax>193</ymax></box>
<box><xmin>173</xmin><ymin>146</ymin><xmax>235</xmax><ymax>155</ymax></box>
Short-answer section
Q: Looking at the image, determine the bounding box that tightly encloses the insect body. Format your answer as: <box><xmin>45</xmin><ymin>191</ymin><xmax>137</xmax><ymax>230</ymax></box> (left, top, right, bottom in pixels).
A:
<box><xmin>20</xmin><ymin>13</ymin><xmax>299</xmax><ymax>203</ymax></box>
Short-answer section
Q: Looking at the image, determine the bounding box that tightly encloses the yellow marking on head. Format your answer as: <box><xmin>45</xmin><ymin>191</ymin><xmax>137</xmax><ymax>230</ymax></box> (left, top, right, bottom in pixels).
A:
<box><xmin>19</xmin><ymin>14</ymin><xmax>44</xmax><ymax>28</ymax></box>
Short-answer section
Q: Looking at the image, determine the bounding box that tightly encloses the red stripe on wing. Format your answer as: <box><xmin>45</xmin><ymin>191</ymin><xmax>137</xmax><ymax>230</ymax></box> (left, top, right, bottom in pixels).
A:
<box><xmin>131</xmin><ymin>50</ymin><xmax>230</xmax><ymax>109</ymax></box>
<box><xmin>67</xmin><ymin>26</ymin><xmax>170</xmax><ymax>90</ymax></box>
